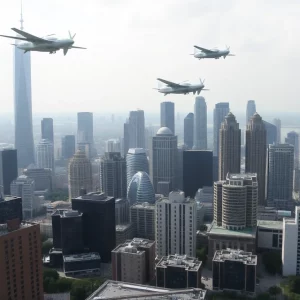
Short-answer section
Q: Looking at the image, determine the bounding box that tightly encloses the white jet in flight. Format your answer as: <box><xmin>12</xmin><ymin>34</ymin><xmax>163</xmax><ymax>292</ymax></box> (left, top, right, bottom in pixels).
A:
<box><xmin>192</xmin><ymin>45</ymin><xmax>235</xmax><ymax>60</ymax></box>
<box><xmin>155</xmin><ymin>78</ymin><xmax>208</xmax><ymax>96</ymax></box>
<box><xmin>0</xmin><ymin>27</ymin><xmax>86</xmax><ymax>55</ymax></box>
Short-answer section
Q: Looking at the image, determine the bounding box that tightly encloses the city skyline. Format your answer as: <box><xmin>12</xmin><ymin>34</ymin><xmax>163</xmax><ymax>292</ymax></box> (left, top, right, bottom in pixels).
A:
<box><xmin>0</xmin><ymin>1</ymin><xmax>300</xmax><ymax>114</ymax></box>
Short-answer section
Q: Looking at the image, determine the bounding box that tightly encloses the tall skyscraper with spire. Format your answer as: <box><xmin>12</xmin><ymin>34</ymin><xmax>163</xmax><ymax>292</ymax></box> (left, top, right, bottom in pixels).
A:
<box><xmin>246</xmin><ymin>100</ymin><xmax>256</xmax><ymax>124</ymax></box>
<box><xmin>14</xmin><ymin>6</ymin><xmax>35</xmax><ymax>168</ymax></box>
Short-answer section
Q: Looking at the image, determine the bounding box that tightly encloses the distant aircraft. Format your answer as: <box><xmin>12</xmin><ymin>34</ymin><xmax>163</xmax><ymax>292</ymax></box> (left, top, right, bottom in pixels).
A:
<box><xmin>192</xmin><ymin>45</ymin><xmax>235</xmax><ymax>60</ymax></box>
<box><xmin>0</xmin><ymin>27</ymin><xmax>86</xmax><ymax>55</ymax></box>
<box><xmin>154</xmin><ymin>78</ymin><xmax>208</xmax><ymax>96</ymax></box>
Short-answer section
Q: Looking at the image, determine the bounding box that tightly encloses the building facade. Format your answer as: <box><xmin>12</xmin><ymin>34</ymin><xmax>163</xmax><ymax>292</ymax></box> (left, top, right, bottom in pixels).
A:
<box><xmin>184</xmin><ymin>112</ymin><xmax>194</xmax><ymax>149</ymax></box>
<box><xmin>115</xmin><ymin>198</ymin><xmax>130</xmax><ymax>225</ymax></box>
<box><xmin>193</xmin><ymin>96</ymin><xmax>207</xmax><ymax>150</ymax></box>
<box><xmin>274</xmin><ymin>118</ymin><xmax>281</xmax><ymax>144</ymax></box>
<box><xmin>0</xmin><ymin>196</ymin><xmax>22</xmax><ymax>224</ymax></box>
<box><xmin>61</xmin><ymin>135</ymin><xmax>76</xmax><ymax>160</ymax></box>
<box><xmin>246</xmin><ymin>100</ymin><xmax>256</xmax><ymax>124</ymax></box>
<box><xmin>160</xmin><ymin>102</ymin><xmax>175</xmax><ymax>135</ymax></box>
<box><xmin>36</xmin><ymin>139</ymin><xmax>54</xmax><ymax>171</ymax></box>
<box><xmin>23</xmin><ymin>167</ymin><xmax>52</xmax><ymax>191</ymax></box>
<box><xmin>263</xmin><ymin>121</ymin><xmax>277</xmax><ymax>145</ymax></box>
<box><xmin>41</xmin><ymin>118</ymin><xmax>54</xmax><ymax>143</ymax></box>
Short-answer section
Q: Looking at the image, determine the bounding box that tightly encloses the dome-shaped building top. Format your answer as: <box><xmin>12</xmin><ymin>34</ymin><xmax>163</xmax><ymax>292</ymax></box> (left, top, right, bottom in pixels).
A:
<box><xmin>127</xmin><ymin>171</ymin><xmax>155</xmax><ymax>205</ymax></box>
<box><xmin>156</xmin><ymin>127</ymin><xmax>173</xmax><ymax>136</ymax></box>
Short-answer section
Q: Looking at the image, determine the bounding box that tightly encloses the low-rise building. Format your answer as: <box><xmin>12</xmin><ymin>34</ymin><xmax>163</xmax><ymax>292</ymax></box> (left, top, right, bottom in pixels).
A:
<box><xmin>212</xmin><ymin>249</ymin><xmax>257</xmax><ymax>294</ymax></box>
<box><xmin>156</xmin><ymin>254</ymin><xmax>202</xmax><ymax>289</ymax></box>
<box><xmin>257</xmin><ymin>220</ymin><xmax>283</xmax><ymax>251</ymax></box>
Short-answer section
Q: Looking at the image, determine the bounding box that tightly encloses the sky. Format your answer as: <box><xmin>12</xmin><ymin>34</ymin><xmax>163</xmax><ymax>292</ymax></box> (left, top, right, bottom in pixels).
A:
<box><xmin>0</xmin><ymin>0</ymin><xmax>300</xmax><ymax>115</ymax></box>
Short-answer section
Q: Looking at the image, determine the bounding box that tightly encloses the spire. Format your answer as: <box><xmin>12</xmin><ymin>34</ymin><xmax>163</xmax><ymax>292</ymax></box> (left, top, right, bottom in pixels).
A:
<box><xmin>20</xmin><ymin>0</ymin><xmax>24</xmax><ymax>30</ymax></box>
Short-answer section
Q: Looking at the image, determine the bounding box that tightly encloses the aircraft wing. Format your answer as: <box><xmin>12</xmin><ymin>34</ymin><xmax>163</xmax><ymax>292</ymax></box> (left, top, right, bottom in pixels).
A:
<box><xmin>157</xmin><ymin>78</ymin><xmax>182</xmax><ymax>88</ymax></box>
<box><xmin>71</xmin><ymin>46</ymin><xmax>87</xmax><ymax>49</ymax></box>
<box><xmin>0</xmin><ymin>34</ymin><xmax>28</xmax><ymax>41</ymax></box>
<box><xmin>194</xmin><ymin>45</ymin><xmax>216</xmax><ymax>53</ymax></box>
<box><xmin>11</xmin><ymin>28</ymin><xmax>51</xmax><ymax>43</ymax></box>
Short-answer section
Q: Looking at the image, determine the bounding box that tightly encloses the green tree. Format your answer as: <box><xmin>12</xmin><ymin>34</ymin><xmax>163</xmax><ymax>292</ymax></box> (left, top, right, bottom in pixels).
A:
<box><xmin>288</xmin><ymin>276</ymin><xmax>300</xmax><ymax>294</ymax></box>
<box><xmin>57</xmin><ymin>277</ymin><xmax>73</xmax><ymax>293</ymax></box>
<box><xmin>199</xmin><ymin>224</ymin><xmax>208</xmax><ymax>231</ymax></box>
<box><xmin>268</xmin><ymin>285</ymin><xmax>282</xmax><ymax>295</ymax></box>
<box><xmin>43</xmin><ymin>268</ymin><xmax>59</xmax><ymax>281</ymax></box>
<box><xmin>196</xmin><ymin>246</ymin><xmax>208</xmax><ymax>265</ymax></box>
<box><xmin>262</xmin><ymin>251</ymin><xmax>282</xmax><ymax>275</ymax></box>
<box><xmin>71</xmin><ymin>280</ymin><xmax>91</xmax><ymax>300</ymax></box>
<box><xmin>256</xmin><ymin>293</ymin><xmax>271</xmax><ymax>300</ymax></box>
<box><xmin>42</xmin><ymin>240</ymin><xmax>53</xmax><ymax>255</ymax></box>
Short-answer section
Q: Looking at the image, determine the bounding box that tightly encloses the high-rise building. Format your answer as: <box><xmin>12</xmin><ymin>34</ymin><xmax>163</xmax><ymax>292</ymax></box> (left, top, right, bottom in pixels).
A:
<box><xmin>213</xmin><ymin>103</ymin><xmax>230</xmax><ymax>156</ymax></box>
<box><xmin>0</xmin><ymin>220</ymin><xmax>44</xmax><ymax>300</ymax></box>
<box><xmin>126</xmin><ymin>148</ymin><xmax>149</xmax><ymax>186</ymax></box>
<box><xmin>263</xmin><ymin>121</ymin><xmax>278</xmax><ymax>145</ymax></box>
<box><xmin>0</xmin><ymin>148</ymin><xmax>18</xmax><ymax>195</ymax></box>
<box><xmin>123</xmin><ymin>110</ymin><xmax>145</xmax><ymax>155</ymax></box>
<box><xmin>41</xmin><ymin>118</ymin><xmax>54</xmax><ymax>143</ymax></box>
<box><xmin>14</xmin><ymin>13</ymin><xmax>34</xmax><ymax>168</ymax></box>
<box><xmin>214</xmin><ymin>173</ymin><xmax>258</xmax><ymax>230</ymax></box>
<box><xmin>193</xmin><ymin>96</ymin><xmax>207</xmax><ymax>150</ymax></box>
<box><xmin>184</xmin><ymin>113</ymin><xmax>194</xmax><ymax>149</ymax></box>
<box><xmin>36</xmin><ymin>139</ymin><xmax>54</xmax><ymax>171</ymax></box>
<box><xmin>218</xmin><ymin>112</ymin><xmax>241</xmax><ymax>180</ymax></box>
<box><xmin>115</xmin><ymin>198</ymin><xmax>130</xmax><ymax>225</ymax></box>
<box><xmin>72</xmin><ymin>192</ymin><xmax>115</xmax><ymax>262</ymax></box>
<box><xmin>61</xmin><ymin>135</ymin><xmax>76</xmax><ymax>160</ymax></box>
<box><xmin>11</xmin><ymin>175</ymin><xmax>37</xmax><ymax>219</ymax></box>
<box><xmin>246</xmin><ymin>100</ymin><xmax>256</xmax><ymax>124</ymax></box>
<box><xmin>77</xmin><ymin>112</ymin><xmax>93</xmax><ymax>145</ymax></box>
<box><xmin>274</xmin><ymin>118</ymin><xmax>281</xmax><ymax>144</ymax></box>
<box><xmin>23</xmin><ymin>167</ymin><xmax>52</xmax><ymax>191</ymax></box>
<box><xmin>245</xmin><ymin>113</ymin><xmax>267</xmax><ymax>205</ymax></box>
<box><xmin>68</xmin><ymin>150</ymin><xmax>93</xmax><ymax>200</ymax></box>
<box><xmin>130</xmin><ymin>202</ymin><xmax>156</xmax><ymax>241</ymax></box>
<box><xmin>156</xmin><ymin>191</ymin><xmax>197</xmax><ymax>258</ymax></box>
<box><xmin>112</xmin><ymin>238</ymin><xmax>156</xmax><ymax>284</ymax></box>
<box><xmin>127</xmin><ymin>171</ymin><xmax>155</xmax><ymax>206</ymax></box>
<box><xmin>100</xmin><ymin>152</ymin><xmax>127</xmax><ymax>198</ymax></box>
<box><xmin>150</xmin><ymin>127</ymin><xmax>177</xmax><ymax>195</ymax></box>
<box><xmin>183</xmin><ymin>150</ymin><xmax>213</xmax><ymax>198</ymax></box>
<box><xmin>267</xmin><ymin>144</ymin><xmax>294</xmax><ymax>208</ymax></box>
<box><xmin>105</xmin><ymin>139</ymin><xmax>121</xmax><ymax>153</ymax></box>
<box><xmin>160</xmin><ymin>102</ymin><xmax>175</xmax><ymax>135</ymax></box>
<box><xmin>0</xmin><ymin>196</ymin><xmax>22</xmax><ymax>224</ymax></box>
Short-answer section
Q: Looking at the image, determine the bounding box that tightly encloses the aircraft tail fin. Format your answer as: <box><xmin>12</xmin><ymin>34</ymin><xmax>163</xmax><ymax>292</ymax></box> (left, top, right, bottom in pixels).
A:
<box><xmin>63</xmin><ymin>48</ymin><xmax>69</xmax><ymax>56</ymax></box>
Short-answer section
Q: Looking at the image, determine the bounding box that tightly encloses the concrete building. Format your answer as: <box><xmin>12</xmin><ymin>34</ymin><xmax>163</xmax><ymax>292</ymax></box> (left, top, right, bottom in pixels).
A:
<box><xmin>86</xmin><ymin>280</ymin><xmax>206</xmax><ymax>300</ymax></box>
<box><xmin>274</xmin><ymin>118</ymin><xmax>281</xmax><ymax>144</ymax></box>
<box><xmin>282</xmin><ymin>206</ymin><xmax>300</xmax><ymax>276</ymax></box>
<box><xmin>156</xmin><ymin>254</ymin><xmax>202</xmax><ymax>289</ymax></box>
<box><xmin>116</xmin><ymin>223</ymin><xmax>134</xmax><ymax>246</ymax></box>
<box><xmin>0</xmin><ymin>196</ymin><xmax>22</xmax><ymax>224</ymax></box>
<box><xmin>245</xmin><ymin>113</ymin><xmax>267</xmax><ymax>205</ymax></box>
<box><xmin>115</xmin><ymin>198</ymin><xmax>130</xmax><ymax>225</ymax></box>
<box><xmin>0</xmin><ymin>220</ymin><xmax>44</xmax><ymax>300</ymax></box>
<box><xmin>246</xmin><ymin>100</ymin><xmax>256</xmax><ymax>124</ymax></box>
<box><xmin>23</xmin><ymin>167</ymin><xmax>52</xmax><ymax>192</ymax></box>
<box><xmin>11</xmin><ymin>175</ymin><xmax>38</xmax><ymax>219</ymax></box>
<box><xmin>112</xmin><ymin>238</ymin><xmax>156</xmax><ymax>284</ymax></box>
<box><xmin>257</xmin><ymin>220</ymin><xmax>283</xmax><ymax>251</ymax></box>
<box><xmin>150</xmin><ymin>127</ymin><xmax>177</xmax><ymax>195</ymax></box>
<box><xmin>100</xmin><ymin>152</ymin><xmax>127</xmax><ymax>199</ymax></box>
<box><xmin>0</xmin><ymin>148</ymin><xmax>18</xmax><ymax>195</ymax></box>
<box><xmin>267</xmin><ymin>144</ymin><xmax>294</xmax><ymax>209</ymax></box>
<box><xmin>130</xmin><ymin>202</ymin><xmax>156</xmax><ymax>240</ymax></box>
<box><xmin>263</xmin><ymin>121</ymin><xmax>277</xmax><ymax>145</ymax></box>
<box><xmin>213</xmin><ymin>102</ymin><xmax>230</xmax><ymax>157</ymax></box>
<box><xmin>105</xmin><ymin>139</ymin><xmax>121</xmax><ymax>153</ymax></box>
<box><xmin>156</xmin><ymin>191</ymin><xmax>197</xmax><ymax>258</ymax></box>
<box><xmin>61</xmin><ymin>135</ymin><xmax>76</xmax><ymax>160</ymax></box>
<box><xmin>68</xmin><ymin>150</ymin><xmax>92</xmax><ymax>200</ymax></box>
<box><xmin>41</xmin><ymin>118</ymin><xmax>54</xmax><ymax>143</ymax></box>
<box><xmin>195</xmin><ymin>186</ymin><xmax>214</xmax><ymax>222</ymax></box>
<box><xmin>36</xmin><ymin>139</ymin><xmax>54</xmax><ymax>171</ymax></box>
<box><xmin>193</xmin><ymin>96</ymin><xmax>207</xmax><ymax>150</ymax></box>
<box><xmin>213</xmin><ymin>249</ymin><xmax>257</xmax><ymax>294</ymax></box>
<box><xmin>127</xmin><ymin>171</ymin><xmax>155</xmax><ymax>206</ymax></box>
<box><xmin>126</xmin><ymin>148</ymin><xmax>149</xmax><ymax>187</ymax></box>
<box><xmin>218</xmin><ymin>112</ymin><xmax>241</xmax><ymax>180</ymax></box>
<box><xmin>184</xmin><ymin>112</ymin><xmax>194</xmax><ymax>149</ymax></box>
<box><xmin>77</xmin><ymin>112</ymin><xmax>94</xmax><ymax>147</ymax></box>
<box><xmin>161</xmin><ymin>101</ymin><xmax>175</xmax><ymax>135</ymax></box>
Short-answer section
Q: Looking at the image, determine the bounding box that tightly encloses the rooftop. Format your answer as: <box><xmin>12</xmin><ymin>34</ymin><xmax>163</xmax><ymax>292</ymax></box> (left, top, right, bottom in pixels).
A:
<box><xmin>0</xmin><ymin>222</ymin><xmax>37</xmax><ymax>237</ymax></box>
<box><xmin>86</xmin><ymin>280</ymin><xmax>206</xmax><ymax>300</ymax></box>
<box><xmin>116</xmin><ymin>223</ymin><xmax>133</xmax><ymax>232</ymax></box>
<box><xmin>0</xmin><ymin>196</ymin><xmax>20</xmax><ymax>202</ymax></box>
<box><xmin>157</xmin><ymin>127</ymin><xmax>173</xmax><ymax>136</ymax></box>
<box><xmin>227</xmin><ymin>173</ymin><xmax>257</xmax><ymax>181</ymax></box>
<box><xmin>213</xmin><ymin>249</ymin><xmax>257</xmax><ymax>265</ymax></box>
<box><xmin>208</xmin><ymin>222</ymin><xmax>257</xmax><ymax>238</ymax></box>
<box><xmin>128</xmin><ymin>148</ymin><xmax>146</xmax><ymax>155</ymax></box>
<box><xmin>74</xmin><ymin>192</ymin><xmax>114</xmax><ymax>202</ymax></box>
<box><xmin>63</xmin><ymin>252</ymin><xmax>100</xmax><ymax>263</ymax></box>
<box><xmin>157</xmin><ymin>254</ymin><xmax>201</xmax><ymax>272</ymax></box>
<box><xmin>257</xmin><ymin>220</ymin><xmax>283</xmax><ymax>230</ymax></box>
<box><xmin>113</xmin><ymin>238</ymin><xmax>155</xmax><ymax>253</ymax></box>
<box><xmin>131</xmin><ymin>202</ymin><xmax>156</xmax><ymax>210</ymax></box>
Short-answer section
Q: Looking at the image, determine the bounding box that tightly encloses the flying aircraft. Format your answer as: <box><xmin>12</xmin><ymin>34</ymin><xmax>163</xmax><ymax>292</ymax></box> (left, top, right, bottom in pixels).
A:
<box><xmin>192</xmin><ymin>45</ymin><xmax>235</xmax><ymax>60</ymax></box>
<box><xmin>0</xmin><ymin>27</ymin><xmax>86</xmax><ymax>55</ymax></box>
<box><xmin>154</xmin><ymin>78</ymin><xmax>208</xmax><ymax>96</ymax></box>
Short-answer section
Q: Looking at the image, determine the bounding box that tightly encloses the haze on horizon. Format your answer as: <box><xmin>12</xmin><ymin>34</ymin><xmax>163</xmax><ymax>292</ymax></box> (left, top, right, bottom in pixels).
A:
<box><xmin>0</xmin><ymin>0</ymin><xmax>299</xmax><ymax>114</ymax></box>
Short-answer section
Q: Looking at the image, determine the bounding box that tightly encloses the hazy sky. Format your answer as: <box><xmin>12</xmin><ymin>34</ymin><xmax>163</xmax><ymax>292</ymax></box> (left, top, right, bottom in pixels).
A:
<box><xmin>0</xmin><ymin>0</ymin><xmax>300</xmax><ymax>115</ymax></box>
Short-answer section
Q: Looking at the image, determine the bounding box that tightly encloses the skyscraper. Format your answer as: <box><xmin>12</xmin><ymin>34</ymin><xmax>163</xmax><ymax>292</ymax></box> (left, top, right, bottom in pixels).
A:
<box><xmin>193</xmin><ymin>96</ymin><xmax>207</xmax><ymax>150</ymax></box>
<box><xmin>274</xmin><ymin>118</ymin><xmax>281</xmax><ymax>144</ymax></box>
<box><xmin>160</xmin><ymin>102</ymin><xmax>175</xmax><ymax>135</ymax></box>
<box><xmin>267</xmin><ymin>144</ymin><xmax>294</xmax><ymax>209</ymax></box>
<box><xmin>68</xmin><ymin>150</ymin><xmax>93</xmax><ymax>199</ymax></box>
<box><xmin>14</xmin><ymin>11</ymin><xmax>34</xmax><ymax>168</ymax></box>
<box><xmin>77</xmin><ymin>112</ymin><xmax>94</xmax><ymax>156</ymax></box>
<box><xmin>213</xmin><ymin>103</ymin><xmax>230</xmax><ymax>157</ymax></box>
<box><xmin>61</xmin><ymin>135</ymin><xmax>76</xmax><ymax>159</ymax></box>
<box><xmin>100</xmin><ymin>152</ymin><xmax>127</xmax><ymax>199</ymax></box>
<box><xmin>245</xmin><ymin>113</ymin><xmax>267</xmax><ymax>205</ymax></box>
<box><xmin>123</xmin><ymin>110</ymin><xmax>145</xmax><ymax>156</ymax></box>
<box><xmin>218</xmin><ymin>112</ymin><xmax>241</xmax><ymax>180</ymax></box>
<box><xmin>285</xmin><ymin>131</ymin><xmax>299</xmax><ymax>169</ymax></box>
<box><xmin>36</xmin><ymin>139</ymin><xmax>54</xmax><ymax>171</ymax></box>
<box><xmin>0</xmin><ymin>149</ymin><xmax>18</xmax><ymax>195</ymax></box>
<box><xmin>246</xmin><ymin>100</ymin><xmax>256</xmax><ymax>124</ymax></box>
<box><xmin>150</xmin><ymin>127</ymin><xmax>177</xmax><ymax>195</ymax></box>
<box><xmin>126</xmin><ymin>148</ymin><xmax>149</xmax><ymax>186</ymax></box>
<box><xmin>263</xmin><ymin>121</ymin><xmax>277</xmax><ymax>145</ymax></box>
<box><xmin>184</xmin><ymin>113</ymin><xmax>194</xmax><ymax>149</ymax></box>
<box><xmin>41</xmin><ymin>118</ymin><xmax>54</xmax><ymax>143</ymax></box>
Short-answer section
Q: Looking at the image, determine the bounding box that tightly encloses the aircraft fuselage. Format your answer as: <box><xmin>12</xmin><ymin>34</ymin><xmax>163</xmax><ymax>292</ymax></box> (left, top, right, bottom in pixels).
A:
<box><xmin>195</xmin><ymin>50</ymin><xmax>230</xmax><ymax>59</ymax></box>
<box><xmin>158</xmin><ymin>84</ymin><xmax>204</xmax><ymax>95</ymax></box>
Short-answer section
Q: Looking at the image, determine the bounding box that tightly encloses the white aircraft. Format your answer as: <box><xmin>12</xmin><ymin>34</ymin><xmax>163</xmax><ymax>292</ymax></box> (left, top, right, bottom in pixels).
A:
<box><xmin>192</xmin><ymin>45</ymin><xmax>235</xmax><ymax>60</ymax></box>
<box><xmin>0</xmin><ymin>27</ymin><xmax>86</xmax><ymax>55</ymax></box>
<box><xmin>155</xmin><ymin>78</ymin><xmax>208</xmax><ymax>96</ymax></box>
